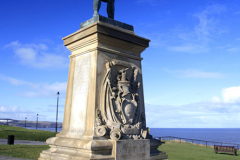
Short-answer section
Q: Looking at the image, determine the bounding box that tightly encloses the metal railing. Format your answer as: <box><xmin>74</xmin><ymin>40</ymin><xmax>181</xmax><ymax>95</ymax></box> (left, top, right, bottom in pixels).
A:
<box><xmin>156</xmin><ymin>136</ymin><xmax>240</xmax><ymax>150</ymax></box>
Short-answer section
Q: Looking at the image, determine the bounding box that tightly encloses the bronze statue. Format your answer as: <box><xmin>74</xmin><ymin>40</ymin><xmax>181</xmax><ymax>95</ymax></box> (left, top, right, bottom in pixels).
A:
<box><xmin>93</xmin><ymin>0</ymin><xmax>115</xmax><ymax>19</ymax></box>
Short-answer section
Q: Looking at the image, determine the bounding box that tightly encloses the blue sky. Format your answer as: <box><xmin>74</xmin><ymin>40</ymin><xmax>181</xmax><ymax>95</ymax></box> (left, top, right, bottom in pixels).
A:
<box><xmin>0</xmin><ymin>0</ymin><xmax>240</xmax><ymax>128</ymax></box>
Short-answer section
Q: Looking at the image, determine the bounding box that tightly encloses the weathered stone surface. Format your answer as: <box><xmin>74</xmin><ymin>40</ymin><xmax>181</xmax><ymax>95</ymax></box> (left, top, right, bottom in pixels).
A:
<box><xmin>121</xmin><ymin>127</ymin><xmax>140</xmax><ymax>135</ymax></box>
<box><xmin>69</xmin><ymin>52</ymin><xmax>91</xmax><ymax>136</ymax></box>
<box><xmin>38</xmin><ymin>22</ymin><xmax>167</xmax><ymax>160</ymax></box>
<box><xmin>112</xmin><ymin>140</ymin><xmax>150</xmax><ymax>160</ymax></box>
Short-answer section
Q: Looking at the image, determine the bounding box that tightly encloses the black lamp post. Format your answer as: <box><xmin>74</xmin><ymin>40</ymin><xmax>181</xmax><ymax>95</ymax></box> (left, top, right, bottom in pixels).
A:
<box><xmin>25</xmin><ymin>117</ymin><xmax>27</xmax><ymax>128</ymax></box>
<box><xmin>36</xmin><ymin>114</ymin><xmax>39</xmax><ymax>130</ymax></box>
<box><xmin>56</xmin><ymin>92</ymin><xmax>60</xmax><ymax>133</ymax></box>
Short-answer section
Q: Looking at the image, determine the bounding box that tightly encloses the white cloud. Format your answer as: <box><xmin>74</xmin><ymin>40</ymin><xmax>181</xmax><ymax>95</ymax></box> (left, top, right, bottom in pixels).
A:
<box><xmin>211</xmin><ymin>86</ymin><xmax>240</xmax><ymax>104</ymax></box>
<box><xmin>6</xmin><ymin>41</ymin><xmax>48</xmax><ymax>51</ymax></box>
<box><xmin>146</xmin><ymin>85</ymin><xmax>240</xmax><ymax>128</ymax></box>
<box><xmin>164</xmin><ymin>69</ymin><xmax>224</xmax><ymax>78</ymax></box>
<box><xmin>5</xmin><ymin>41</ymin><xmax>21</xmax><ymax>47</ymax></box>
<box><xmin>227</xmin><ymin>47</ymin><xmax>240</xmax><ymax>52</ymax></box>
<box><xmin>146</xmin><ymin>101</ymin><xmax>240</xmax><ymax>128</ymax></box>
<box><xmin>0</xmin><ymin>105</ymin><xmax>35</xmax><ymax>120</ymax></box>
<box><xmin>0</xmin><ymin>75</ymin><xmax>26</xmax><ymax>86</ymax></box>
<box><xmin>0</xmin><ymin>105</ymin><xmax>51</xmax><ymax>121</ymax></box>
<box><xmin>5</xmin><ymin>41</ymin><xmax>69</xmax><ymax>68</ymax></box>
<box><xmin>193</xmin><ymin>4</ymin><xmax>226</xmax><ymax>36</ymax></box>
<box><xmin>0</xmin><ymin>106</ymin><xmax>25</xmax><ymax>113</ymax></box>
<box><xmin>164</xmin><ymin>4</ymin><xmax>226</xmax><ymax>53</ymax></box>
<box><xmin>138</xmin><ymin>4</ymin><xmax>227</xmax><ymax>53</ymax></box>
<box><xmin>222</xmin><ymin>86</ymin><xmax>240</xmax><ymax>103</ymax></box>
<box><xmin>211</xmin><ymin>96</ymin><xmax>221</xmax><ymax>103</ymax></box>
<box><xmin>179</xmin><ymin>69</ymin><xmax>224</xmax><ymax>78</ymax></box>
<box><xmin>15</xmin><ymin>47</ymin><xmax>37</xmax><ymax>64</ymax></box>
<box><xmin>0</xmin><ymin>75</ymin><xmax>38</xmax><ymax>89</ymax></box>
<box><xmin>216</xmin><ymin>44</ymin><xmax>231</xmax><ymax>49</ymax></box>
<box><xmin>19</xmin><ymin>82</ymin><xmax>67</xmax><ymax>98</ymax></box>
<box><xmin>0</xmin><ymin>75</ymin><xmax>67</xmax><ymax>98</ymax></box>
<box><xmin>168</xmin><ymin>44</ymin><xmax>207</xmax><ymax>53</ymax></box>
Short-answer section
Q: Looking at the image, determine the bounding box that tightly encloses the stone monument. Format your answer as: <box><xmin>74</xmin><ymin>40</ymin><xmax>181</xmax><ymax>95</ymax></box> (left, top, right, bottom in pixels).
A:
<box><xmin>39</xmin><ymin>1</ymin><xmax>168</xmax><ymax>160</ymax></box>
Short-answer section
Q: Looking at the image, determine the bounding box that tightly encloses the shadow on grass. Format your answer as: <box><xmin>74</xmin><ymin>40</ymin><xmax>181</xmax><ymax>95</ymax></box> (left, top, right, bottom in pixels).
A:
<box><xmin>0</xmin><ymin>146</ymin><xmax>45</xmax><ymax>150</ymax></box>
<box><xmin>217</xmin><ymin>153</ymin><xmax>238</xmax><ymax>156</ymax></box>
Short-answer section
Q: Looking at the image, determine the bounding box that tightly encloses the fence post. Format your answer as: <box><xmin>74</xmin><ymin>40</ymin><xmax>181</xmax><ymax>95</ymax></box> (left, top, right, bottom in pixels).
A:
<box><xmin>206</xmin><ymin>141</ymin><xmax>207</xmax><ymax>147</ymax></box>
<box><xmin>180</xmin><ymin>138</ymin><xmax>182</xmax><ymax>144</ymax></box>
<box><xmin>169</xmin><ymin>137</ymin><xmax>170</xmax><ymax>141</ymax></box>
<box><xmin>192</xmin><ymin>139</ymin><xmax>193</xmax><ymax>144</ymax></box>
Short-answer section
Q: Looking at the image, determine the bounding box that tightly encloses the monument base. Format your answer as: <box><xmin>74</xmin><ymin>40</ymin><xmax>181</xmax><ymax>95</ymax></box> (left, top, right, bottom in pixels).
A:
<box><xmin>111</xmin><ymin>139</ymin><xmax>167</xmax><ymax>160</ymax></box>
<box><xmin>38</xmin><ymin>137</ymin><xmax>114</xmax><ymax>160</ymax></box>
<box><xmin>111</xmin><ymin>140</ymin><xmax>150</xmax><ymax>160</ymax></box>
<box><xmin>39</xmin><ymin>138</ymin><xmax>167</xmax><ymax>160</ymax></box>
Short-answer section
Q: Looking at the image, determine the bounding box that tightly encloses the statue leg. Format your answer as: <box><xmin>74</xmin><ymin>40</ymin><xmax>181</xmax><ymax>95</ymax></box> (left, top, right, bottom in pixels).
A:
<box><xmin>107</xmin><ymin>0</ymin><xmax>115</xmax><ymax>19</ymax></box>
<box><xmin>93</xmin><ymin>0</ymin><xmax>101</xmax><ymax>16</ymax></box>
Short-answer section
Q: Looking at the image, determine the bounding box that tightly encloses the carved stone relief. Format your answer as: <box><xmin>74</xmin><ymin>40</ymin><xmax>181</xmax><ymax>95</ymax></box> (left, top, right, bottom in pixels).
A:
<box><xmin>96</xmin><ymin>60</ymin><xmax>150</xmax><ymax>140</ymax></box>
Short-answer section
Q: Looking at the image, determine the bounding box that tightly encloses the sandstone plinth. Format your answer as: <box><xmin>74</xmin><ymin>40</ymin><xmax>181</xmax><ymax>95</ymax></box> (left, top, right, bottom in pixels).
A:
<box><xmin>39</xmin><ymin>21</ymin><xmax>167</xmax><ymax>160</ymax></box>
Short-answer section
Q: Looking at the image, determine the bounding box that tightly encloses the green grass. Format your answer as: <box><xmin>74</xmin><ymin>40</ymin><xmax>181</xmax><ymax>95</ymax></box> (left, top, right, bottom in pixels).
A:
<box><xmin>1</xmin><ymin>142</ymin><xmax>239</xmax><ymax>160</ymax></box>
<box><xmin>0</xmin><ymin>130</ymin><xmax>239</xmax><ymax>160</ymax></box>
<box><xmin>0</xmin><ymin>145</ymin><xmax>49</xmax><ymax>160</ymax></box>
<box><xmin>0</xmin><ymin>125</ymin><xmax>56</xmax><ymax>142</ymax></box>
<box><xmin>159</xmin><ymin>141</ymin><xmax>239</xmax><ymax>160</ymax></box>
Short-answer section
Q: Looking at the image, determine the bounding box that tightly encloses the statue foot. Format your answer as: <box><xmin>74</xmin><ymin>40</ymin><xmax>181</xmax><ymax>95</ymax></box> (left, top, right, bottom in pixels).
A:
<box><xmin>93</xmin><ymin>12</ymin><xmax>99</xmax><ymax>16</ymax></box>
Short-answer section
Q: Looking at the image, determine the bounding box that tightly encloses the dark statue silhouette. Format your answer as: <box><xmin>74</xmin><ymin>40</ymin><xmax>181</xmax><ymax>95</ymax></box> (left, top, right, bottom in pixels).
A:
<box><xmin>93</xmin><ymin>0</ymin><xmax>115</xmax><ymax>19</ymax></box>
<box><xmin>80</xmin><ymin>0</ymin><xmax>133</xmax><ymax>31</ymax></box>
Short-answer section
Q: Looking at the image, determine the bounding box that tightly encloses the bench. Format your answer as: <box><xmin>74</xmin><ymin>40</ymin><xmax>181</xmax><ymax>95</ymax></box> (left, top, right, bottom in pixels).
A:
<box><xmin>214</xmin><ymin>145</ymin><xmax>237</xmax><ymax>156</ymax></box>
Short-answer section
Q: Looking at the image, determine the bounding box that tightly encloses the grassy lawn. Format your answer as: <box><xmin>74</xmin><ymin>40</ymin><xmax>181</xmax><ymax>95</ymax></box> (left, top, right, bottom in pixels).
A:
<box><xmin>159</xmin><ymin>141</ymin><xmax>239</xmax><ymax>160</ymax></box>
<box><xmin>0</xmin><ymin>125</ymin><xmax>56</xmax><ymax>142</ymax></box>
<box><xmin>0</xmin><ymin>145</ymin><xmax>49</xmax><ymax>160</ymax></box>
<box><xmin>0</xmin><ymin>129</ymin><xmax>239</xmax><ymax>160</ymax></box>
<box><xmin>0</xmin><ymin>142</ymin><xmax>239</xmax><ymax>160</ymax></box>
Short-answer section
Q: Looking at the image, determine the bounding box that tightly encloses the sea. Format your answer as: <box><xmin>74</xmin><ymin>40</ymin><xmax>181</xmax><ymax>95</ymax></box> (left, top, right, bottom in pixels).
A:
<box><xmin>150</xmin><ymin>128</ymin><xmax>240</xmax><ymax>147</ymax></box>
<box><xmin>29</xmin><ymin>128</ymin><xmax>240</xmax><ymax>148</ymax></box>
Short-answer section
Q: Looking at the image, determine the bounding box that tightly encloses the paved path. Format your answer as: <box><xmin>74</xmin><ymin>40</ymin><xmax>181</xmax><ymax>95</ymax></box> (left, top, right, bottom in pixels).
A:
<box><xmin>0</xmin><ymin>155</ymin><xmax>32</xmax><ymax>160</ymax></box>
<box><xmin>0</xmin><ymin>139</ymin><xmax>47</xmax><ymax>145</ymax></box>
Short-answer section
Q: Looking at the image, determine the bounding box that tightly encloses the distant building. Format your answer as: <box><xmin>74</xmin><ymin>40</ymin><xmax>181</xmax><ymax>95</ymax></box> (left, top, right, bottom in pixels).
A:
<box><xmin>0</xmin><ymin>119</ymin><xmax>13</xmax><ymax>125</ymax></box>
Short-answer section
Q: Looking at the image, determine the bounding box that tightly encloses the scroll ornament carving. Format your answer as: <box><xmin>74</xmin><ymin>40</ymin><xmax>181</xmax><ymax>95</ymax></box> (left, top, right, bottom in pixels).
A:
<box><xmin>95</xmin><ymin>60</ymin><xmax>151</xmax><ymax>140</ymax></box>
<box><xmin>95</xmin><ymin>110</ymin><xmax>108</xmax><ymax>137</ymax></box>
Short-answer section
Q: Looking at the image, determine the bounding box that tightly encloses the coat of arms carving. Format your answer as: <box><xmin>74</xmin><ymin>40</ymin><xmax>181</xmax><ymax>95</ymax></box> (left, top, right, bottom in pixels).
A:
<box><xmin>95</xmin><ymin>60</ymin><xmax>150</xmax><ymax>140</ymax></box>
